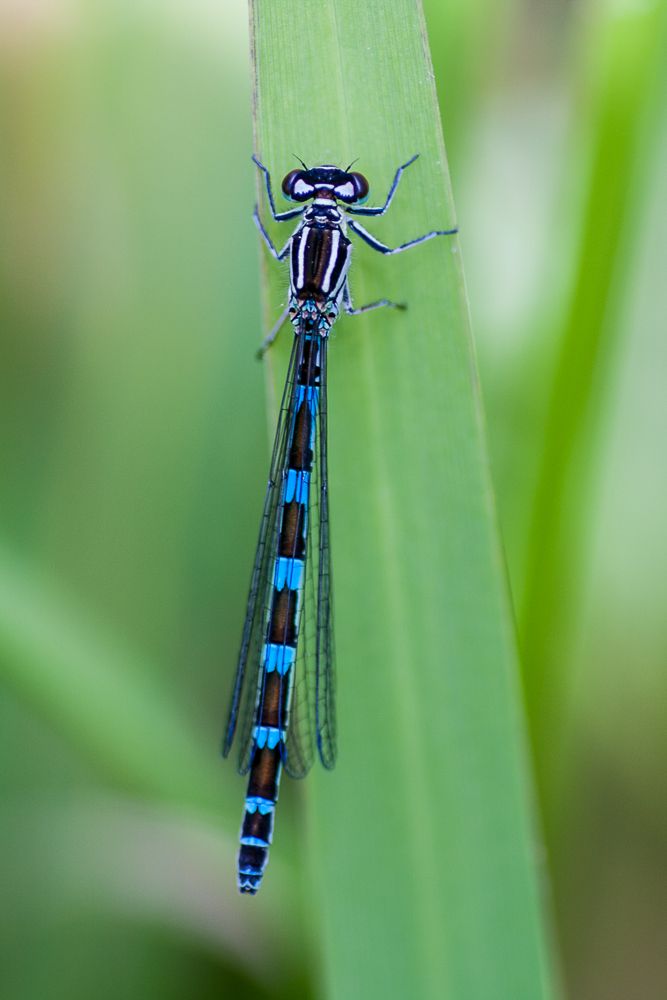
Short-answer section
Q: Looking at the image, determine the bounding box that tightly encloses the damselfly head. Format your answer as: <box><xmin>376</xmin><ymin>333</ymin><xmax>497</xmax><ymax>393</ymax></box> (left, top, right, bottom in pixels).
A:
<box><xmin>281</xmin><ymin>165</ymin><xmax>369</xmax><ymax>204</ymax></box>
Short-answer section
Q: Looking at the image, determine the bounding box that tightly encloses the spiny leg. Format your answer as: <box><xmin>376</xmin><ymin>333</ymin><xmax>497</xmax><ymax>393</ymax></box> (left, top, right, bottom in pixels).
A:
<box><xmin>252</xmin><ymin>155</ymin><xmax>305</xmax><ymax>223</ymax></box>
<box><xmin>346</xmin><ymin>153</ymin><xmax>420</xmax><ymax>217</ymax></box>
<box><xmin>348</xmin><ymin>218</ymin><xmax>458</xmax><ymax>255</ymax></box>
<box><xmin>342</xmin><ymin>282</ymin><xmax>405</xmax><ymax>316</ymax></box>
<box><xmin>253</xmin><ymin>208</ymin><xmax>292</xmax><ymax>260</ymax></box>
<box><xmin>257</xmin><ymin>305</ymin><xmax>291</xmax><ymax>359</ymax></box>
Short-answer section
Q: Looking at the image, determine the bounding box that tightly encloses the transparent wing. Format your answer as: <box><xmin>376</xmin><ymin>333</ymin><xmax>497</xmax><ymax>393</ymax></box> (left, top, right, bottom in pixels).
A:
<box><xmin>222</xmin><ymin>334</ymin><xmax>303</xmax><ymax>774</ymax></box>
<box><xmin>315</xmin><ymin>336</ymin><xmax>336</xmax><ymax>768</ymax></box>
<box><xmin>283</xmin><ymin>335</ymin><xmax>336</xmax><ymax>777</ymax></box>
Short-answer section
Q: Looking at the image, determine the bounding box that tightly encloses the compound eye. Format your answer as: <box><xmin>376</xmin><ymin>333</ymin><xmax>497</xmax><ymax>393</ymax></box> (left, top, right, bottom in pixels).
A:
<box><xmin>282</xmin><ymin>170</ymin><xmax>314</xmax><ymax>202</ymax></box>
<box><xmin>350</xmin><ymin>172</ymin><xmax>369</xmax><ymax>202</ymax></box>
<box><xmin>335</xmin><ymin>172</ymin><xmax>369</xmax><ymax>203</ymax></box>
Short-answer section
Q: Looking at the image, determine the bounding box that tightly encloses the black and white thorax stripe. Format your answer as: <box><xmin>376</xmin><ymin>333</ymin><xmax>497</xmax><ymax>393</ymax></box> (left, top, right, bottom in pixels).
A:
<box><xmin>290</xmin><ymin>197</ymin><xmax>352</xmax><ymax>306</ymax></box>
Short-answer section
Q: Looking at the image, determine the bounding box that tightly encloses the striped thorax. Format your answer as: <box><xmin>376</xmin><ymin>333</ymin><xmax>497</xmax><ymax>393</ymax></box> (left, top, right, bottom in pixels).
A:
<box><xmin>289</xmin><ymin>192</ymin><xmax>352</xmax><ymax>326</ymax></box>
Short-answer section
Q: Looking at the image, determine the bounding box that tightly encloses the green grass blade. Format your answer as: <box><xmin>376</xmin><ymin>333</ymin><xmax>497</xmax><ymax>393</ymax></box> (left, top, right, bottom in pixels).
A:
<box><xmin>520</xmin><ymin>1</ymin><xmax>667</xmax><ymax>790</ymax></box>
<box><xmin>250</xmin><ymin>1</ymin><xmax>557</xmax><ymax>997</ymax></box>
<box><xmin>0</xmin><ymin>545</ymin><xmax>221</xmax><ymax>811</ymax></box>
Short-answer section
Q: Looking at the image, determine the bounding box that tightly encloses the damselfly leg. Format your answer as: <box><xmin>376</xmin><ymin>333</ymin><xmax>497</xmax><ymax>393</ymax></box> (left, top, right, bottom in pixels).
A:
<box><xmin>342</xmin><ymin>284</ymin><xmax>406</xmax><ymax>317</ymax></box>
<box><xmin>252</xmin><ymin>154</ymin><xmax>305</xmax><ymax>222</ymax></box>
<box><xmin>346</xmin><ymin>152</ymin><xmax>420</xmax><ymax>217</ymax></box>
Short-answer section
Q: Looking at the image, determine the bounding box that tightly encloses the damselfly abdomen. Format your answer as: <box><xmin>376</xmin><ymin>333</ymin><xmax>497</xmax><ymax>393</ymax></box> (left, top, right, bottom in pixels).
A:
<box><xmin>223</xmin><ymin>154</ymin><xmax>457</xmax><ymax>894</ymax></box>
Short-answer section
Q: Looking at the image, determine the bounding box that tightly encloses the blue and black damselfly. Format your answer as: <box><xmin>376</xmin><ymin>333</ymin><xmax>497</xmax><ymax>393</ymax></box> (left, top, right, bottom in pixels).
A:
<box><xmin>223</xmin><ymin>153</ymin><xmax>457</xmax><ymax>894</ymax></box>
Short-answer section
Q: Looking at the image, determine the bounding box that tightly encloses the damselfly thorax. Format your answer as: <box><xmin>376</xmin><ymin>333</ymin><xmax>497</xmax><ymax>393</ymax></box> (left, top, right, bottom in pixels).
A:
<box><xmin>290</xmin><ymin>190</ymin><xmax>351</xmax><ymax>319</ymax></box>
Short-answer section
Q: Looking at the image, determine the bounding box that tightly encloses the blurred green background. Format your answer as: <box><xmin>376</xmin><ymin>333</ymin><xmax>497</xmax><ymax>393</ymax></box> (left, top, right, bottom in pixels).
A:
<box><xmin>1</xmin><ymin>0</ymin><xmax>665</xmax><ymax>998</ymax></box>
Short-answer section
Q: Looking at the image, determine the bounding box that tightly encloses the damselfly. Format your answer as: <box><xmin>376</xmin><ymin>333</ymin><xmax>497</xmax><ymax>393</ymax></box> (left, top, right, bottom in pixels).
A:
<box><xmin>223</xmin><ymin>153</ymin><xmax>457</xmax><ymax>894</ymax></box>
